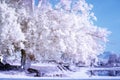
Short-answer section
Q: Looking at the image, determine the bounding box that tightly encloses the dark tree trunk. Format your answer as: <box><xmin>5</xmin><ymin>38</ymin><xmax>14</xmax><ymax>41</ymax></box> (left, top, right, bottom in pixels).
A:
<box><xmin>21</xmin><ymin>49</ymin><xmax>27</xmax><ymax>70</ymax></box>
<box><xmin>0</xmin><ymin>61</ymin><xmax>20</xmax><ymax>71</ymax></box>
<box><xmin>27</xmin><ymin>68</ymin><xmax>41</xmax><ymax>77</ymax></box>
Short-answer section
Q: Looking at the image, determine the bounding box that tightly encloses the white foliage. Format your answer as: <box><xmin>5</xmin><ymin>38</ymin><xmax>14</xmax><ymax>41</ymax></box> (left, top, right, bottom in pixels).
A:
<box><xmin>0</xmin><ymin>2</ymin><xmax>25</xmax><ymax>56</ymax></box>
<box><xmin>0</xmin><ymin>0</ymin><xmax>110</xmax><ymax>66</ymax></box>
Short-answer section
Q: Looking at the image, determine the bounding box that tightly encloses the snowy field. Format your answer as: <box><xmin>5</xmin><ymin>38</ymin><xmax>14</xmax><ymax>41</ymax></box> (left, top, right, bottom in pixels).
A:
<box><xmin>0</xmin><ymin>63</ymin><xmax>120</xmax><ymax>80</ymax></box>
<box><xmin>1</xmin><ymin>73</ymin><xmax>120</xmax><ymax>80</ymax></box>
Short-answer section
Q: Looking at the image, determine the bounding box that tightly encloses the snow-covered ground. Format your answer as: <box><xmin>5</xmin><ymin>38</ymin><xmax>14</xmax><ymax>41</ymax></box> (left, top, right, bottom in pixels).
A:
<box><xmin>1</xmin><ymin>72</ymin><xmax>120</xmax><ymax>80</ymax></box>
<box><xmin>1</xmin><ymin>63</ymin><xmax>120</xmax><ymax>79</ymax></box>
<box><xmin>0</xmin><ymin>63</ymin><xmax>86</xmax><ymax>79</ymax></box>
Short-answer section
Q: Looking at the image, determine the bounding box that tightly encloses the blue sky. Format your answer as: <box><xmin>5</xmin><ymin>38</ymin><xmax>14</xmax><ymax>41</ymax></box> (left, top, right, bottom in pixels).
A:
<box><xmin>86</xmin><ymin>0</ymin><xmax>120</xmax><ymax>53</ymax></box>
<box><xmin>35</xmin><ymin>0</ymin><xmax>120</xmax><ymax>53</ymax></box>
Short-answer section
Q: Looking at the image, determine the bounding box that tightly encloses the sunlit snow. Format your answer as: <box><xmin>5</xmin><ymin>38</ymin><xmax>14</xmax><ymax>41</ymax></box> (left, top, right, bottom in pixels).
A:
<box><xmin>0</xmin><ymin>0</ymin><xmax>111</xmax><ymax>79</ymax></box>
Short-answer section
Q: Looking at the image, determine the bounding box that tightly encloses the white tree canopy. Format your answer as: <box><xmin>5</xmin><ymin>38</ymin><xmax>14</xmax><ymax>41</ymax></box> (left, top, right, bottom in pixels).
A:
<box><xmin>0</xmin><ymin>0</ymin><xmax>110</xmax><ymax>66</ymax></box>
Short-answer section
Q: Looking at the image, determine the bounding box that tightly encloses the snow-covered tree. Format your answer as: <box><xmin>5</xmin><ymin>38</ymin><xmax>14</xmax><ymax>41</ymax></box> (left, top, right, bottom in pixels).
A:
<box><xmin>0</xmin><ymin>0</ymin><xmax>110</xmax><ymax>66</ymax></box>
<box><xmin>0</xmin><ymin>1</ymin><xmax>25</xmax><ymax>62</ymax></box>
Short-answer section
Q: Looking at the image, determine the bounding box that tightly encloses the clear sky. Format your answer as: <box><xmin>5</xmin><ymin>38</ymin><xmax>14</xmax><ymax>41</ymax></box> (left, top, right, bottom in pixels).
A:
<box><xmin>86</xmin><ymin>0</ymin><xmax>120</xmax><ymax>53</ymax></box>
<box><xmin>35</xmin><ymin>0</ymin><xmax>120</xmax><ymax>53</ymax></box>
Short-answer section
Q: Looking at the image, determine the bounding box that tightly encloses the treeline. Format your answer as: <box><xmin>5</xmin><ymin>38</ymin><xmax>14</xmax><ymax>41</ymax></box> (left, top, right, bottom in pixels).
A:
<box><xmin>94</xmin><ymin>52</ymin><xmax>120</xmax><ymax>76</ymax></box>
<box><xmin>98</xmin><ymin>53</ymin><xmax>120</xmax><ymax>67</ymax></box>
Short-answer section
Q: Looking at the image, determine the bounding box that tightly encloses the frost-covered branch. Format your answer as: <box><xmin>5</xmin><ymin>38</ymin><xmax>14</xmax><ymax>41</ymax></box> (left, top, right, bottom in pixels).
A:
<box><xmin>0</xmin><ymin>0</ymin><xmax>110</xmax><ymax>66</ymax></box>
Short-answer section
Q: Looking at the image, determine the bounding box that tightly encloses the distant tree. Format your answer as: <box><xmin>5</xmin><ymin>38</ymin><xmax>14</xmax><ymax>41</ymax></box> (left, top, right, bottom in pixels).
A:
<box><xmin>107</xmin><ymin>53</ymin><xmax>117</xmax><ymax>76</ymax></box>
<box><xmin>108</xmin><ymin>54</ymin><xmax>117</xmax><ymax>67</ymax></box>
<box><xmin>117</xmin><ymin>55</ymin><xmax>120</xmax><ymax>66</ymax></box>
<box><xmin>116</xmin><ymin>55</ymin><xmax>120</xmax><ymax>76</ymax></box>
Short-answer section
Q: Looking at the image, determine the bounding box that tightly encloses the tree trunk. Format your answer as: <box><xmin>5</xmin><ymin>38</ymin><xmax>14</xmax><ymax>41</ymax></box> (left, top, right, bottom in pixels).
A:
<box><xmin>21</xmin><ymin>49</ymin><xmax>26</xmax><ymax>70</ymax></box>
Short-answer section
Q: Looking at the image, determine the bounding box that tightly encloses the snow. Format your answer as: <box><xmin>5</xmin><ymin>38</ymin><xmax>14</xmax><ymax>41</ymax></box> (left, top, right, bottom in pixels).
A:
<box><xmin>0</xmin><ymin>0</ymin><xmax>110</xmax><ymax>67</ymax></box>
<box><xmin>0</xmin><ymin>63</ymin><xmax>120</xmax><ymax>79</ymax></box>
<box><xmin>0</xmin><ymin>0</ymin><xmax>111</xmax><ymax>79</ymax></box>
<box><xmin>0</xmin><ymin>71</ymin><xmax>28</xmax><ymax>78</ymax></box>
<box><xmin>1</xmin><ymin>70</ymin><xmax>120</xmax><ymax>80</ymax></box>
<box><xmin>0</xmin><ymin>63</ymin><xmax>87</xmax><ymax>79</ymax></box>
<box><xmin>68</xmin><ymin>69</ymin><xmax>89</xmax><ymax>78</ymax></box>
